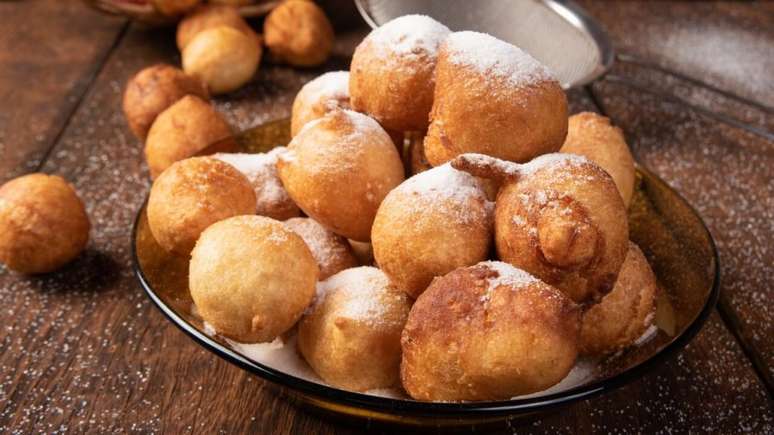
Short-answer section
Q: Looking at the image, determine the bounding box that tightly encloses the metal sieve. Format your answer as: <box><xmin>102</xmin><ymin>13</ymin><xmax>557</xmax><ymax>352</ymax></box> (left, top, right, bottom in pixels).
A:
<box><xmin>354</xmin><ymin>0</ymin><xmax>614</xmax><ymax>89</ymax></box>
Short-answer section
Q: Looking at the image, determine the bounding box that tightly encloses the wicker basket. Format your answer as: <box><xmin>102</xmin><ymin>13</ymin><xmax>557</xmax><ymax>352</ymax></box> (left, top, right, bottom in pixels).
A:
<box><xmin>84</xmin><ymin>0</ymin><xmax>280</xmax><ymax>25</ymax></box>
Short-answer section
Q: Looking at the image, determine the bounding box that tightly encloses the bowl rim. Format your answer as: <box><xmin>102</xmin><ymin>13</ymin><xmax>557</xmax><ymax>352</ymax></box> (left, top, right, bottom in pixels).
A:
<box><xmin>131</xmin><ymin>164</ymin><xmax>720</xmax><ymax>418</ymax></box>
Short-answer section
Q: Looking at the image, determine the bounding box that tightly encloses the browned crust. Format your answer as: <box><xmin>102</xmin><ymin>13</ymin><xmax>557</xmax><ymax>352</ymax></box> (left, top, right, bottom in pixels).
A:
<box><xmin>401</xmin><ymin>263</ymin><xmax>580</xmax><ymax>401</ymax></box>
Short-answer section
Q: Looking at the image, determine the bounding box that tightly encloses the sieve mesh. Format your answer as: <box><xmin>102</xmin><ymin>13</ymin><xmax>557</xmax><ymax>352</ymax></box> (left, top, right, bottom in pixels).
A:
<box><xmin>355</xmin><ymin>0</ymin><xmax>613</xmax><ymax>88</ymax></box>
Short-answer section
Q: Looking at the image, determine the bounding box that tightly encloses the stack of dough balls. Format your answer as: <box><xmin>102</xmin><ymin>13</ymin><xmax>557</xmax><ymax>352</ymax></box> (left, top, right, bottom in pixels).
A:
<box><xmin>0</xmin><ymin>174</ymin><xmax>90</xmax><ymax>274</ymax></box>
<box><xmin>142</xmin><ymin>15</ymin><xmax>657</xmax><ymax>403</ymax></box>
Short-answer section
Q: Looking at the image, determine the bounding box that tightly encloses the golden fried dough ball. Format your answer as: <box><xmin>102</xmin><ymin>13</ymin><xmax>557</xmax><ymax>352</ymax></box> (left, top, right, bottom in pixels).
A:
<box><xmin>581</xmin><ymin>243</ymin><xmax>657</xmax><ymax>356</ymax></box>
<box><xmin>214</xmin><ymin>149</ymin><xmax>300</xmax><ymax>220</ymax></box>
<box><xmin>284</xmin><ymin>217</ymin><xmax>358</xmax><ymax>280</ymax></box>
<box><xmin>177</xmin><ymin>4</ymin><xmax>256</xmax><ymax>50</ymax></box>
<box><xmin>190</xmin><ymin>215</ymin><xmax>318</xmax><ymax>343</ymax></box>
<box><xmin>561</xmin><ymin>112</ymin><xmax>636</xmax><ymax>207</ymax></box>
<box><xmin>291</xmin><ymin>71</ymin><xmax>350</xmax><ymax>137</ymax></box>
<box><xmin>424</xmin><ymin>31</ymin><xmax>568</xmax><ymax>165</ymax></box>
<box><xmin>0</xmin><ymin>174</ymin><xmax>89</xmax><ymax>274</ymax></box>
<box><xmin>451</xmin><ymin>153</ymin><xmax>628</xmax><ymax>304</ymax></box>
<box><xmin>401</xmin><ymin>261</ymin><xmax>580</xmax><ymax>401</ymax></box>
<box><xmin>276</xmin><ymin>109</ymin><xmax>404</xmax><ymax>242</ymax></box>
<box><xmin>123</xmin><ymin>64</ymin><xmax>209</xmax><ymax>140</ymax></box>
<box><xmin>152</xmin><ymin>0</ymin><xmax>200</xmax><ymax>16</ymax></box>
<box><xmin>349</xmin><ymin>15</ymin><xmax>450</xmax><ymax>132</ymax></box>
<box><xmin>182</xmin><ymin>25</ymin><xmax>261</xmax><ymax>95</ymax></box>
<box><xmin>144</xmin><ymin>95</ymin><xmax>232</xmax><ymax>178</ymax></box>
<box><xmin>298</xmin><ymin>266</ymin><xmax>411</xmax><ymax>391</ymax></box>
<box><xmin>264</xmin><ymin>0</ymin><xmax>334</xmax><ymax>67</ymax></box>
<box><xmin>147</xmin><ymin>157</ymin><xmax>256</xmax><ymax>255</ymax></box>
<box><xmin>371</xmin><ymin>163</ymin><xmax>492</xmax><ymax>298</ymax></box>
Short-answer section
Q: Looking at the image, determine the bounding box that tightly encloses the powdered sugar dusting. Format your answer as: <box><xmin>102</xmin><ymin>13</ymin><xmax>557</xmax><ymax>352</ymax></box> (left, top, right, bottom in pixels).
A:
<box><xmin>396</xmin><ymin>163</ymin><xmax>491</xmax><ymax>224</ymax></box>
<box><xmin>284</xmin><ymin>218</ymin><xmax>353</xmax><ymax>278</ymax></box>
<box><xmin>521</xmin><ymin>152</ymin><xmax>592</xmax><ymax>176</ymax></box>
<box><xmin>298</xmin><ymin>71</ymin><xmax>349</xmax><ymax>111</ymax></box>
<box><xmin>312</xmin><ymin>267</ymin><xmax>405</xmax><ymax>327</ymax></box>
<box><xmin>480</xmin><ymin>261</ymin><xmax>539</xmax><ymax>290</ymax></box>
<box><xmin>367</xmin><ymin>14</ymin><xmax>450</xmax><ymax>57</ymax></box>
<box><xmin>445</xmin><ymin>31</ymin><xmax>555</xmax><ymax>86</ymax></box>
<box><xmin>214</xmin><ymin>148</ymin><xmax>295</xmax><ymax>217</ymax></box>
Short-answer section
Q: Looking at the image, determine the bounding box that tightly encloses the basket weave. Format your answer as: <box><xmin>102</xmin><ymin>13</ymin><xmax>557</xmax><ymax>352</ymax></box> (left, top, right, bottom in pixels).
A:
<box><xmin>84</xmin><ymin>0</ymin><xmax>280</xmax><ymax>25</ymax></box>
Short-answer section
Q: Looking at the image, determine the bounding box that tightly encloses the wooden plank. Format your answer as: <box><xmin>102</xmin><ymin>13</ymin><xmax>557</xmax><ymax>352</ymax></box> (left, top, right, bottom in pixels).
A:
<box><xmin>580</xmin><ymin>0</ymin><xmax>774</xmax><ymax>390</ymax></box>
<box><xmin>1</xmin><ymin>7</ymin><xmax>772</xmax><ymax>434</ymax></box>
<box><xmin>0</xmin><ymin>0</ymin><xmax>127</xmax><ymax>183</ymax></box>
<box><xmin>576</xmin><ymin>0</ymin><xmax>774</xmax><ymax>108</ymax></box>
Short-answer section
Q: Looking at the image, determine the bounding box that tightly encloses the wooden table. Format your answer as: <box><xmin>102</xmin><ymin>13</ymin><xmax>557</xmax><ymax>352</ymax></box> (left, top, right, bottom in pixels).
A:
<box><xmin>1</xmin><ymin>1</ymin><xmax>772</xmax><ymax>433</ymax></box>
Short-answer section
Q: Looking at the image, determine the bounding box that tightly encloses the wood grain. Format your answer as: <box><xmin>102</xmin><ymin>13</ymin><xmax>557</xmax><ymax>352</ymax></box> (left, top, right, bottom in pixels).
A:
<box><xmin>0</xmin><ymin>0</ymin><xmax>127</xmax><ymax>184</ymax></box>
<box><xmin>580</xmin><ymin>0</ymin><xmax>774</xmax><ymax>392</ymax></box>
<box><xmin>0</xmin><ymin>2</ymin><xmax>773</xmax><ymax>433</ymax></box>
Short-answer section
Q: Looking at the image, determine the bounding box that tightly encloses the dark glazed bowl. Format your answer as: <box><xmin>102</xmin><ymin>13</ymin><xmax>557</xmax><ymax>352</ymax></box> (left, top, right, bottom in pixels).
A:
<box><xmin>132</xmin><ymin>118</ymin><xmax>719</xmax><ymax>427</ymax></box>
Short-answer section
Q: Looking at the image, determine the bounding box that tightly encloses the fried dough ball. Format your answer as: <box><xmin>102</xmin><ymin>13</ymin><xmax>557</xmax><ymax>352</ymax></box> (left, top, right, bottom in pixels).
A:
<box><xmin>0</xmin><ymin>174</ymin><xmax>89</xmax><ymax>274</ymax></box>
<box><xmin>177</xmin><ymin>4</ymin><xmax>256</xmax><ymax>50</ymax></box>
<box><xmin>214</xmin><ymin>149</ymin><xmax>300</xmax><ymax>220</ymax></box>
<box><xmin>152</xmin><ymin>0</ymin><xmax>200</xmax><ymax>16</ymax></box>
<box><xmin>276</xmin><ymin>109</ymin><xmax>404</xmax><ymax>242</ymax></box>
<box><xmin>451</xmin><ymin>153</ymin><xmax>628</xmax><ymax>304</ymax></box>
<box><xmin>298</xmin><ymin>267</ymin><xmax>411</xmax><ymax>391</ymax></box>
<box><xmin>291</xmin><ymin>71</ymin><xmax>350</xmax><ymax>137</ymax></box>
<box><xmin>264</xmin><ymin>0</ymin><xmax>334</xmax><ymax>67</ymax></box>
<box><xmin>144</xmin><ymin>95</ymin><xmax>232</xmax><ymax>178</ymax></box>
<box><xmin>561</xmin><ymin>112</ymin><xmax>636</xmax><ymax>207</ymax></box>
<box><xmin>424</xmin><ymin>31</ymin><xmax>568</xmax><ymax>165</ymax></box>
<box><xmin>349</xmin><ymin>15</ymin><xmax>450</xmax><ymax>132</ymax></box>
<box><xmin>123</xmin><ymin>64</ymin><xmax>209</xmax><ymax>140</ymax></box>
<box><xmin>371</xmin><ymin>163</ymin><xmax>492</xmax><ymax>298</ymax></box>
<box><xmin>182</xmin><ymin>26</ymin><xmax>261</xmax><ymax>95</ymax></box>
<box><xmin>284</xmin><ymin>217</ymin><xmax>358</xmax><ymax>280</ymax></box>
<box><xmin>581</xmin><ymin>243</ymin><xmax>657</xmax><ymax>356</ymax></box>
<box><xmin>190</xmin><ymin>215</ymin><xmax>318</xmax><ymax>343</ymax></box>
<box><xmin>401</xmin><ymin>261</ymin><xmax>580</xmax><ymax>401</ymax></box>
<box><xmin>147</xmin><ymin>157</ymin><xmax>256</xmax><ymax>255</ymax></box>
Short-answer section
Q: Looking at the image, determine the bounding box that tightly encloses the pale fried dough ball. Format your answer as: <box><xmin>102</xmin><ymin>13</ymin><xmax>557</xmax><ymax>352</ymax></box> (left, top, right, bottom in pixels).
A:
<box><xmin>580</xmin><ymin>243</ymin><xmax>657</xmax><ymax>356</ymax></box>
<box><xmin>298</xmin><ymin>266</ymin><xmax>411</xmax><ymax>391</ymax></box>
<box><xmin>177</xmin><ymin>4</ymin><xmax>256</xmax><ymax>50</ymax></box>
<box><xmin>190</xmin><ymin>215</ymin><xmax>318</xmax><ymax>343</ymax></box>
<box><xmin>561</xmin><ymin>112</ymin><xmax>636</xmax><ymax>207</ymax></box>
<box><xmin>214</xmin><ymin>148</ymin><xmax>300</xmax><ymax>220</ymax></box>
<box><xmin>371</xmin><ymin>163</ymin><xmax>492</xmax><ymax>298</ymax></box>
<box><xmin>144</xmin><ymin>95</ymin><xmax>232</xmax><ymax>178</ymax></box>
<box><xmin>152</xmin><ymin>0</ymin><xmax>200</xmax><ymax>16</ymax></box>
<box><xmin>123</xmin><ymin>64</ymin><xmax>209</xmax><ymax>140</ymax></box>
<box><xmin>349</xmin><ymin>15</ymin><xmax>450</xmax><ymax>132</ymax></box>
<box><xmin>424</xmin><ymin>31</ymin><xmax>567</xmax><ymax>164</ymax></box>
<box><xmin>147</xmin><ymin>157</ymin><xmax>256</xmax><ymax>255</ymax></box>
<box><xmin>291</xmin><ymin>71</ymin><xmax>350</xmax><ymax>137</ymax></box>
<box><xmin>264</xmin><ymin>0</ymin><xmax>334</xmax><ymax>67</ymax></box>
<box><xmin>401</xmin><ymin>261</ymin><xmax>580</xmax><ymax>401</ymax></box>
<box><xmin>0</xmin><ymin>174</ymin><xmax>89</xmax><ymax>274</ymax></box>
<box><xmin>276</xmin><ymin>109</ymin><xmax>405</xmax><ymax>242</ymax></box>
<box><xmin>182</xmin><ymin>26</ymin><xmax>261</xmax><ymax>95</ymax></box>
<box><xmin>454</xmin><ymin>153</ymin><xmax>628</xmax><ymax>305</ymax></box>
<box><xmin>284</xmin><ymin>217</ymin><xmax>358</xmax><ymax>280</ymax></box>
